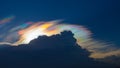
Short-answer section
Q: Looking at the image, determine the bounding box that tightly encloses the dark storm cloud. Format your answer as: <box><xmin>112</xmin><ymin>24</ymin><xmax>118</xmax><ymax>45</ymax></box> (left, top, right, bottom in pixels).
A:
<box><xmin>0</xmin><ymin>31</ymin><xmax>116</xmax><ymax>68</ymax></box>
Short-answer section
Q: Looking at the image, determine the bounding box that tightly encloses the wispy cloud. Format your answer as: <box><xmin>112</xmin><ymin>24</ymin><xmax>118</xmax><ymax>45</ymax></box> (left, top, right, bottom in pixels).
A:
<box><xmin>0</xmin><ymin>16</ymin><xmax>15</xmax><ymax>24</ymax></box>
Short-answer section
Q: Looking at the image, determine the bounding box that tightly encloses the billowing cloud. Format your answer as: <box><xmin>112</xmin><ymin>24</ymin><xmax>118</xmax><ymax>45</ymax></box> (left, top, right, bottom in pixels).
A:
<box><xmin>0</xmin><ymin>17</ymin><xmax>120</xmax><ymax>59</ymax></box>
<box><xmin>0</xmin><ymin>31</ymin><xmax>115</xmax><ymax>68</ymax></box>
<box><xmin>15</xmin><ymin>21</ymin><xmax>91</xmax><ymax>45</ymax></box>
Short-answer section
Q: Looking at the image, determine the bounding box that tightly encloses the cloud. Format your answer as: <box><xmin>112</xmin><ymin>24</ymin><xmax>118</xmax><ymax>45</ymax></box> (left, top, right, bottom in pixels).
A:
<box><xmin>81</xmin><ymin>39</ymin><xmax>120</xmax><ymax>58</ymax></box>
<box><xmin>14</xmin><ymin>21</ymin><xmax>120</xmax><ymax>59</ymax></box>
<box><xmin>0</xmin><ymin>15</ymin><xmax>15</xmax><ymax>24</ymax></box>
<box><xmin>0</xmin><ymin>31</ymin><xmax>115</xmax><ymax>68</ymax></box>
<box><xmin>0</xmin><ymin>20</ymin><xmax>120</xmax><ymax>59</ymax></box>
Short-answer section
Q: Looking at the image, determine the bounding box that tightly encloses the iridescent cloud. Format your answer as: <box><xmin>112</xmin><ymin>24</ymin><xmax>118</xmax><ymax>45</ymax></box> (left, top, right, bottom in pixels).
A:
<box><xmin>0</xmin><ymin>16</ymin><xmax>15</xmax><ymax>24</ymax></box>
<box><xmin>0</xmin><ymin>19</ymin><xmax>120</xmax><ymax>59</ymax></box>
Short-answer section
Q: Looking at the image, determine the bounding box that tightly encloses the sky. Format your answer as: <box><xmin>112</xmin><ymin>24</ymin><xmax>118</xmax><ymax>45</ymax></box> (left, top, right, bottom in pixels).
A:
<box><xmin>0</xmin><ymin>0</ymin><xmax>119</xmax><ymax>45</ymax></box>
<box><xmin>0</xmin><ymin>0</ymin><xmax>119</xmax><ymax>54</ymax></box>
<box><xmin>0</xmin><ymin>0</ymin><xmax>119</xmax><ymax>55</ymax></box>
<box><xmin>0</xmin><ymin>0</ymin><xmax>120</xmax><ymax>67</ymax></box>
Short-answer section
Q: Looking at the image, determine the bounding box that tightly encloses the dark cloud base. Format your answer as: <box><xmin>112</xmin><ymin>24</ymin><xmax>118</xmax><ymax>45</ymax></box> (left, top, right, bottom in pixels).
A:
<box><xmin>0</xmin><ymin>31</ymin><xmax>117</xmax><ymax>68</ymax></box>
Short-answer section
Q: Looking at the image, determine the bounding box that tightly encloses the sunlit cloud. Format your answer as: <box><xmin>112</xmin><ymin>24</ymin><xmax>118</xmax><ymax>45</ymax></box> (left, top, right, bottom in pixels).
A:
<box><xmin>0</xmin><ymin>18</ymin><xmax>120</xmax><ymax>59</ymax></box>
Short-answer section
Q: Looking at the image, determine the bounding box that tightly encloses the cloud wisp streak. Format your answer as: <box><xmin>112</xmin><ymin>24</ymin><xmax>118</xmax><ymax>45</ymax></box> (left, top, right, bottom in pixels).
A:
<box><xmin>0</xmin><ymin>16</ymin><xmax>15</xmax><ymax>24</ymax></box>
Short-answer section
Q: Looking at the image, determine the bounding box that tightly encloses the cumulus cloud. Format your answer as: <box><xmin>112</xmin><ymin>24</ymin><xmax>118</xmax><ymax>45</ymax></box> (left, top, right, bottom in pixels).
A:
<box><xmin>0</xmin><ymin>31</ymin><xmax>115</xmax><ymax>68</ymax></box>
<box><xmin>0</xmin><ymin>18</ymin><xmax>119</xmax><ymax>59</ymax></box>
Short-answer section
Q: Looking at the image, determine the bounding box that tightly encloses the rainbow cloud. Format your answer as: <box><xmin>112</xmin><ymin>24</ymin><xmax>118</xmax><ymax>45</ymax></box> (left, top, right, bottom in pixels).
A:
<box><xmin>15</xmin><ymin>21</ymin><xmax>91</xmax><ymax>45</ymax></box>
<box><xmin>0</xmin><ymin>18</ymin><xmax>120</xmax><ymax>59</ymax></box>
<box><xmin>0</xmin><ymin>16</ymin><xmax>15</xmax><ymax>24</ymax></box>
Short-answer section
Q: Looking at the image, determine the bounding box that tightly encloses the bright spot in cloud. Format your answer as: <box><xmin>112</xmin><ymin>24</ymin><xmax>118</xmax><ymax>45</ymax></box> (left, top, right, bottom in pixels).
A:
<box><xmin>22</xmin><ymin>29</ymin><xmax>45</xmax><ymax>44</ymax></box>
<box><xmin>0</xmin><ymin>16</ymin><xmax>120</xmax><ymax>59</ymax></box>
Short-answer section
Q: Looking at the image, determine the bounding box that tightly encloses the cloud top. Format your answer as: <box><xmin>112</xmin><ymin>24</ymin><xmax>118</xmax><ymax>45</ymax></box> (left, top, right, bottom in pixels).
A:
<box><xmin>0</xmin><ymin>17</ymin><xmax>119</xmax><ymax>59</ymax></box>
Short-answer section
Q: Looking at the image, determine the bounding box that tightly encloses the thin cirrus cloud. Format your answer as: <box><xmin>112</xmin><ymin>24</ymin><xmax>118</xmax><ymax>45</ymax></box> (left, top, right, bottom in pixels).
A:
<box><xmin>0</xmin><ymin>15</ymin><xmax>15</xmax><ymax>24</ymax></box>
<box><xmin>0</xmin><ymin>16</ymin><xmax>120</xmax><ymax>59</ymax></box>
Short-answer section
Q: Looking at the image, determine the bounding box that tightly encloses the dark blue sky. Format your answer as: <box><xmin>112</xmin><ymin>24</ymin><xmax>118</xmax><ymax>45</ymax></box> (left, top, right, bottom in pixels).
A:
<box><xmin>0</xmin><ymin>0</ymin><xmax>120</xmax><ymax>45</ymax></box>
